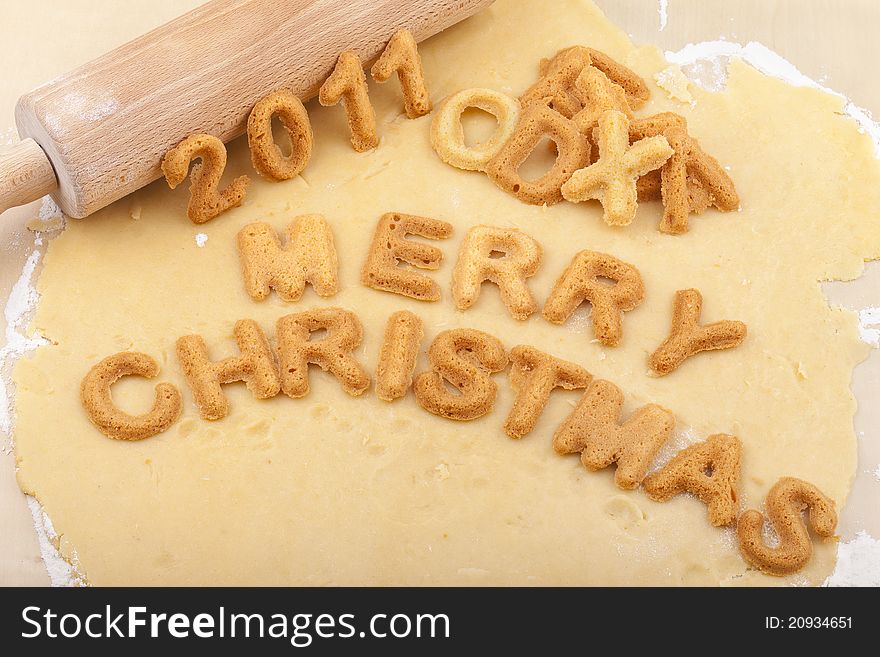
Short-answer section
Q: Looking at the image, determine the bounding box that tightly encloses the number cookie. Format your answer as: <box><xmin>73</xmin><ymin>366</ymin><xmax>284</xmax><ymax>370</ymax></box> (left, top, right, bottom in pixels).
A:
<box><xmin>161</xmin><ymin>134</ymin><xmax>250</xmax><ymax>224</ymax></box>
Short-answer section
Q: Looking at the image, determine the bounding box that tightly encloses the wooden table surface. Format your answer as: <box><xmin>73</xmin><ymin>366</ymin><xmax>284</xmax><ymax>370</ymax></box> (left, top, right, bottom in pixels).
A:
<box><xmin>1</xmin><ymin>0</ymin><xmax>878</xmax><ymax>586</ymax></box>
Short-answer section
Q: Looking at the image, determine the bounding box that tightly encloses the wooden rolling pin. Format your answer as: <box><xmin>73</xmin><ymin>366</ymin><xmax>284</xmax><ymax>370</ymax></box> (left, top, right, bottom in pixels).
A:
<box><xmin>0</xmin><ymin>0</ymin><xmax>493</xmax><ymax>219</ymax></box>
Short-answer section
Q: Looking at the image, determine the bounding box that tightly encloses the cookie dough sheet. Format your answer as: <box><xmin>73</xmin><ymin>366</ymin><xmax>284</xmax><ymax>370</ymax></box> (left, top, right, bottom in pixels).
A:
<box><xmin>12</xmin><ymin>0</ymin><xmax>880</xmax><ymax>585</ymax></box>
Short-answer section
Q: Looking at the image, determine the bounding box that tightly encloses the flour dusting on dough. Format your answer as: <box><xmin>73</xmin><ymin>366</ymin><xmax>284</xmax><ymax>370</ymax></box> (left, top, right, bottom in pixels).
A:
<box><xmin>26</xmin><ymin>496</ymin><xmax>83</xmax><ymax>586</ymax></box>
<box><xmin>666</xmin><ymin>40</ymin><xmax>880</xmax><ymax>156</ymax></box>
<box><xmin>825</xmin><ymin>532</ymin><xmax>880</xmax><ymax>586</ymax></box>
<box><xmin>0</xmin><ymin>249</ymin><xmax>49</xmax><ymax>442</ymax></box>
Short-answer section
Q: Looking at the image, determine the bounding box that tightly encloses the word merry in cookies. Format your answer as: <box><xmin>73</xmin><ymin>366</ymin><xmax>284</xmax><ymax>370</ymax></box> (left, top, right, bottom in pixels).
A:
<box><xmin>238</xmin><ymin>212</ymin><xmax>747</xmax><ymax>369</ymax></box>
<box><xmin>79</xmin><ymin>308</ymin><xmax>836</xmax><ymax>578</ymax></box>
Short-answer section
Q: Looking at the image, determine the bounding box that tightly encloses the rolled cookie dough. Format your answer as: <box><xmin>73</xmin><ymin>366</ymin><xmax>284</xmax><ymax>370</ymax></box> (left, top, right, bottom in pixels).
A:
<box><xmin>13</xmin><ymin>0</ymin><xmax>880</xmax><ymax>585</ymax></box>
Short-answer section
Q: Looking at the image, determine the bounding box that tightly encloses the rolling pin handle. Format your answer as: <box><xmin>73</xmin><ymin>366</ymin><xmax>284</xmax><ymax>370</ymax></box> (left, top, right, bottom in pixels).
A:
<box><xmin>0</xmin><ymin>138</ymin><xmax>58</xmax><ymax>216</ymax></box>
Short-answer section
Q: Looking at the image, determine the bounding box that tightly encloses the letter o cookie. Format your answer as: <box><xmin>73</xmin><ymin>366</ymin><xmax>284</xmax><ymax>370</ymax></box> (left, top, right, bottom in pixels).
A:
<box><xmin>430</xmin><ymin>88</ymin><xmax>521</xmax><ymax>172</ymax></box>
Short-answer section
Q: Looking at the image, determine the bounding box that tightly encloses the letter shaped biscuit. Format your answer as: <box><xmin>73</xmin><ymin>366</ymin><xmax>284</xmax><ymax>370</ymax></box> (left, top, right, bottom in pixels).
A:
<box><xmin>543</xmin><ymin>250</ymin><xmax>644</xmax><ymax>347</ymax></box>
<box><xmin>414</xmin><ymin>329</ymin><xmax>507</xmax><ymax>421</ymax></box>
<box><xmin>376</xmin><ymin>310</ymin><xmax>424</xmax><ymax>402</ymax></box>
<box><xmin>237</xmin><ymin>215</ymin><xmax>338</xmax><ymax>302</ymax></box>
<box><xmin>80</xmin><ymin>352</ymin><xmax>182</xmax><ymax>440</ymax></box>
<box><xmin>361</xmin><ymin>212</ymin><xmax>453</xmax><ymax>301</ymax></box>
<box><xmin>430</xmin><ymin>88</ymin><xmax>520</xmax><ymax>172</ymax></box>
<box><xmin>485</xmin><ymin>101</ymin><xmax>591</xmax><ymax>206</ymax></box>
<box><xmin>643</xmin><ymin>433</ymin><xmax>742</xmax><ymax>526</ymax></box>
<box><xmin>554</xmin><ymin>379</ymin><xmax>674</xmax><ymax>489</ymax></box>
<box><xmin>276</xmin><ymin>307</ymin><xmax>370</xmax><ymax>398</ymax></box>
<box><xmin>561</xmin><ymin>110</ymin><xmax>673</xmax><ymax>226</ymax></box>
<box><xmin>649</xmin><ymin>289</ymin><xmax>747</xmax><ymax>375</ymax></box>
<box><xmin>504</xmin><ymin>345</ymin><xmax>592</xmax><ymax>439</ymax></box>
<box><xmin>176</xmin><ymin>320</ymin><xmax>281</xmax><ymax>421</ymax></box>
<box><xmin>737</xmin><ymin>477</ymin><xmax>837</xmax><ymax>576</ymax></box>
<box><xmin>452</xmin><ymin>225</ymin><xmax>543</xmax><ymax>320</ymax></box>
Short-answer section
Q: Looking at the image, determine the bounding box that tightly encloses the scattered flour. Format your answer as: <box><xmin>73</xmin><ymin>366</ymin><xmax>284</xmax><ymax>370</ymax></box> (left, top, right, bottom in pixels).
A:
<box><xmin>858</xmin><ymin>307</ymin><xmax>880</xmax><ymax>346</ymax></box>
<box><xmin>0</xmin><ymin>249</ymin><xmax>49</xmax><ymax>441</ymax></box>
<box><xmin>658</xmin><ymin>0</ymin><xmax>668</xmax><ymax>32</ymax></box>
<box><xmin>195</xmin><ymin>233</ymin><xmax>208</xmax><ymax>248</ymax></box>
<box><xmin>825</xmin><ymin>532</ymin><xmax>880</xmax><ymax>587</ymax></box>
<box><xmin>25</xmin><ymin>196</ymin><xmax>66</xmax><ymax>233</ymax></box>
<box><xmin>27</xmin><ymin>496</ymin><xmax>83</xmax><ymax>587</ymax></box>
<box><xmin>666</xmin><ymin>40</ymin><xmax>880</xmax><ymax>156</ymax></box>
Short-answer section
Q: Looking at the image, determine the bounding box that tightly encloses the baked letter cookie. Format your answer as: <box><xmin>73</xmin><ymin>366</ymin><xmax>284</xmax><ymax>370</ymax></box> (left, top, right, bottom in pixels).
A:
<box><xmin>486</xmin><ymin>101</ymin><xmax>591</xmax><ymax>206</ymax></box>
<box><xmin>521</xmin><ymin>46</ymin><xmax>591</xmax><ymax>116</ymax></box>
<box><xmin>376</xmin><ymin>310</ymin><xmax>424</xmax><ymax>402</ymax></box>
<box><xmin>737</xmin><ymin>477</ymin><xmax>837</xmax><ymax>576</ymax></box>
<box><xmin>523</xmin><ymin>46</ymin><xmax>649</xmax><ymax>118</ymax></box>
<box><xmin>176</xmin><ymin>320</ymin><xmax>281</xmax><ymax>421</ymax></box>
<box><xmin>629</xmin><ymin>112</ymin><xmax>739</xmax><ymax>234</ymax></box>
<box><xmin>276</xmin><ymin>307</ymin><xmax>370</xmax><ymax>398</ymax></box>
<box><xmin>80</xmin><ymin>352</ymin><xmax>182</xmax><ymax>440</ymax></box>
<box><xmin>161</xmin><ymin>134</ymin><xmax>250</xmax><ymax>224</ymax></box>
<box><xmin>504</xmin><ymin>345</ymin><xmax>592</xmax><ymax>439</ymax></box>
<box><xmin>361</xmin><ymin>212</ymin><xmax>453</xmax><ymax>301</ymax></box>
<box><xmin>237</xmin><ymin>215</ymin><xmax>338</xmax><ymax>302</ymax></box>
<box><xmin>543</xmin><ymin>250</ymin><xmax>644</xmax><ymax>347</ymax></box>
<box><xmin>570</xmin><ymin>64</ymin><xmax>633</xmax><ymax>134</ymax></box>
<box><xmin>553</xmin><ymin>379</ymin><xmax>674</xmax><ymax>489</ymax></box>
<box><xmin>561</xmin><ymin>110</ymin><xmax>673</xmax><ymax>226</ymax></box>
<box><xmin>371</xmin><ymin>29</ymin><xmax>431</xmax><ymax>118</ymax></box>
<box><xmin>649</xmin><ymin>289</ymin><xmax>747</xmax><ymax>375</ymax></box>
<box><xmin>414</xmin><ymin>329</ymin><xmax>507</xmax><ymax>421</ymax></box>
<box><xmin>430</xmin><ymin>88</ymin><xmax>520</xmax><ymax>172</ymax></box>
<box><xmin>247</xmin><ymin>89</ymin><xmax>313</xmax><ymax>181</ymax></box>
<box><xmin>319</xmin><ymin>50</ymin><xmax>378</xmax><ymax>152</ymax></box>
<box><xmin>643</xmin><ymin>433</ymin><xmax>742</xmax><ymax>526</ymax></box>
<box><xmin>452</xmin><ymin>225</ymin><xmax>543</xmax><ymax>320</ymax></box>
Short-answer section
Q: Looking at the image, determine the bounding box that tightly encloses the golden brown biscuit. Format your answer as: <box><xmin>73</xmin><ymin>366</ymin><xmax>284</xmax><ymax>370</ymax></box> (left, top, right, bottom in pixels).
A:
<box><xmin>527</xmin><ymin>46</ymin><xmax>649</xmax><ymax>116</ymax></box>
<box><xmin>430</xmin><ymin>88</ymin><xmax>520</xmax><ymax>172</ymax></box>
<box><xmin>247</xmin><ymin>89</ymin><xmax>313</xmax><ymax>181</ymax></box>
<box><xmin>370</xmin><ymin>29</ymin><xmax>432</xmax><ymax>118</ymax></box>
<box><xmin>161</xmin><ymin>134</ymin><xmax>250</xmax><ymax>224</ymax></box>
<box><xmin>521</xmin><ymin>46</ymin><xmax>592</xmax><ymax>116</ymax></box>
<box><xmin>504</xmin><ymin>345</ymin><xmax>592</xmax><ymax>439</ymax></box>
<box><xmin>414</xmin><ymin>329</ymin><xmax>508</xmax><ymax>421</ymax></box>
<box><xmin>737</xmin><ymin>477</ymin><xmax>838</xmax><ymax>576</ymax></box>
<box><xmin>485</xmin><ymin>101</ymin><xmax>591</xmax><ymax>206</ymax></box>
<box><xmin>570</xmin><ymin>64</ymin><xmax>633</xmax><ymax>134</ymax></box>
<box><xmin>649</xmin><ymin>289</ymin><xmax>747</xmax><ymax>375</ymax></box>
<box><xmin>643</xmin><ymin>433</ymin><xmax>742</xmax><ymax>526</ymax></box>
<box><xmin>561</xmin><ymin>110</ymin><xmax>673</xmax><ymax>226</ymax></box>
<box><xmin>80</xmin><ymin>352</ymin><xmax>182</xmax><ymax>441</ymax></box>
<box><xmin>176</xmin><ymin>320</ymin><xmax>281</xmax><ymax>421</ymax></box>
<box><xmin>276</xmin><ymin>307</ymin><xmax>371</xmax><ymax>398</ymax></box>
<box><xmin>583</xmin><ymin>47</ymin><xmax>650</xmax><ymax>110</ymax></box>
<box><xmin>237</xmin><ymin>215</ymin><xmax>338</xmax><ymax>302</ymax></box>
<box><xmin>376</xmin><ymin>310</ymin><xmax>424</xmax><ymax>402</ymax></box>
<box><xmin>629</xmin><ymin>112</ymin><xmax>739</xmax><ymax>234</ymax></box>
<box><xmin>542</xmin><ymin>249</ymin><xmax>645</xmax><ymax>347</ymax></box>
<box><xmin>452</xmin><ymin>225</ymin><xmax>543</xmax><ymax>320</ymax></box>
<box><xmin>361</xmin><ymin>212</ymin><xmax>453</xmax><ymax>301</ymax></box>
<box><xmin>319</xmin><ymin>50</ymin><xmax>378</xmax><ymax>152</ymax></box>
<box><xmin>554</xmin><ymin>379</ymin><xmax>674</xmax><ymax>489</ymax></box>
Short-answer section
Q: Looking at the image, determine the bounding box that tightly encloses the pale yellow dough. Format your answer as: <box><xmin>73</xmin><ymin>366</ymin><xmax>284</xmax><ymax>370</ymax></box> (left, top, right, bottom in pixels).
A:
<box><xmin>13</xmin><ymin>0</ymin><xmax>880</xmax><ymax>585</ymax></box>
